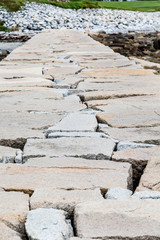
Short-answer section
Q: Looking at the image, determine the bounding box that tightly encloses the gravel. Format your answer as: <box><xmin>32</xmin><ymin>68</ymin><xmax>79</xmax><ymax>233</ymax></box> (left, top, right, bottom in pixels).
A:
<box><xmin>0</xmin><ymin>2</ymin><xmax>160</xmax><ymax>33</ymax></box>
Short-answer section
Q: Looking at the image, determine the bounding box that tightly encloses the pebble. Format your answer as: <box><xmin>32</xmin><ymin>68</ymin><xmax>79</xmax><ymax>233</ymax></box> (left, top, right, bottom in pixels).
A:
<box><xmin>1</xmin><ymin>2</ymin><xmax>160</xmax><ymax>33</ymax></box>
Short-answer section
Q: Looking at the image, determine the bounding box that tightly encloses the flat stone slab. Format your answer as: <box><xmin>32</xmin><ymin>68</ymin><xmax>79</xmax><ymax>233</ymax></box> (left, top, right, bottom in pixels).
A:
<box><xmin>0</xmin><ymin>191</ymin><xmax>29</xmax><ymax>233</ymax></box>
<box><xmin>0</xmin><ymin>222</ymin><xmax>22</xmax><ymax>240</ymax></box>
<box><xmin>23</xmin><ymin>137</ymin><xmax>115</xmax><ymax>160</ymax></box>
<box><xmin>96</xmin><ymin>95</ymin><xmax>160</xmax><ymax>128</ymax></box>
<box><xmin>30</xmin><ymin>188</ymin><xmax>103</xmax><ymax>214</ymax></box>
<box><xmin>25</xmin><ymin>208</ymin><xmax>73</xmax><ymax>240</ymax></box>
<box><xmin>137</xmin><ymin>153</ymin><xmax>160</xmax><ymax>192</ymax></box>
<box><xmin>99</xmin><ymin>124</ymin><xmax>160</xmax><ymax>144</ymax></box>
<box><xmin>0</xmin><ymin>145</ymin><xmax>20</xmax><ymax>163</ymax></box>
<box><xmin>24</xmin><ymin>156</ymin><xmax>120</xmax><ymax>169</ymax></box>
<box><xmin>47</xmin><ymin>113</ymin><xmax>97</xmax><ymax>133</ymax></box>
<box><xmin>0</xmin><ymin>161</ymin><xmax>132</xmax><ymax>192</ymax></box>
<box><xmin>47</xmin><ymin>131</ymin><xmax>107</xmax><ymax>138</ymax></box>
<box><xmin>0</xmin><ymin>112</ymin><xmax>63</xmax><ymax>146</ymax></box>
<box><xmin>74</xmin><ymin>199</ymin><xmax>160</xmax><ymax>239</ymax></box>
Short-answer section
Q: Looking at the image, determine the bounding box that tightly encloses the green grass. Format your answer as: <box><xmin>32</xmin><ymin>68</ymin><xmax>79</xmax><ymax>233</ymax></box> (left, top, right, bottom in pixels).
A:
<box><xmin>0</xmin><ymin>21</ymin><xmax>10</xmax><ymax>32</ymax></box>
<box><xmin>1</xmin><ymin>0</ymin><xmax>160</xmax><ymax>12</ymax></box>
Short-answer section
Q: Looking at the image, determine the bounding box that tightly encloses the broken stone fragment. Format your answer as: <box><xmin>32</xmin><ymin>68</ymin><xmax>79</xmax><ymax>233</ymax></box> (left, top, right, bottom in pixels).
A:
<box><xmin>25</xmin><ymin>208</ymin><xmax>73</xmax><ymax>240</ymax></box>
<box><xmin>133</xmin><ymin>191</ymin><xmax>160</xmax><ymax>199</ymax></box>
<box><xmin>105</xmin><ymin>187</ymin><xmax>132</xmax><ymax>199</ymax></box>
<box><xmin>117</xmin><ymin>141</ymin><xmax>155</xmax><ymax>151</ymax></box>
<box><xmin>0</xmin><ymin>145</ymin><xmax>20</xmax><ymax>163</ymax></box>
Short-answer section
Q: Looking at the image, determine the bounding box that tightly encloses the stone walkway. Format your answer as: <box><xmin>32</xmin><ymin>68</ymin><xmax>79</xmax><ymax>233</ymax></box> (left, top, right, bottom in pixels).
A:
<box><xmin>0</xmin><ymin>29</ymin><xmax>160</xmax><ymax>239</ymax></box>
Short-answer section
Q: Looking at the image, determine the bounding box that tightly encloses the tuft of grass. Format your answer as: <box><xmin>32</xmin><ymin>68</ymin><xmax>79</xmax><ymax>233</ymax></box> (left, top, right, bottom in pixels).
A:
<box><xmin>0</xmin><ymin>0</ymin><xmax>25</xmax><ymax>12</ymax></box>
<box><xmin>0</xmin><ymin>21</ymin><xmax>10</xmax><ymax>32</ymax></box>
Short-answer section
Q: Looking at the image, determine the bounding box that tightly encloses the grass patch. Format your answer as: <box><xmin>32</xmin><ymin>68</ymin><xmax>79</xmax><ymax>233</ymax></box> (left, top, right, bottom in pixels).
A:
<box><xmin>1</xmin><ymin>0</ymin><xmax>160</xmax><ymax>12</ymax></box>
<box><xmin>0</xmin><ymin>21</ymin><xmax>10</xmax><ymax>32</ymax></box>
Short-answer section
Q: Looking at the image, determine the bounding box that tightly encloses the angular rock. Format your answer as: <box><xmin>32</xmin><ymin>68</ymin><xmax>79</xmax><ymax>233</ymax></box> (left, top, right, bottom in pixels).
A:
<box><xmin>74</xmin><ymin>199</ymin><xmax>160</xmax><ymax>239</ymax></box>
<box><xmin>25</xmin><ymin>208</ymin><xmax>73</xmax><ymax>240</ymax></box>
<box><xmin>105</xmin><ymin>188</ymin><xmax>132</xmax><ymax>199</ymax></box>
<box><xmin>133</xmin><ymin>191</ymin><xmax>160</xmax><ymax>199</ymax></box>
<box><xmin>136</xmin><ymin>154</ymin><xmax>160</xmax><ymax>192</ymax></box>
<box><xmin>0</xmin><ymin>222</ymin><xmax>22</xmax><ymax>240</ymax></box>
<box><xmin>99</xmin><ymin>124</ymin><xmax>160</xmax><ymax>144</ymax></box>
<box><xmin>117</xmin><ymin>141</ymin><xmax>155</xmax><ymax>151</ymax></box>
<box><xmin>30</xmin><ymin>188</ymin><xmax>103</xmax><ymax>214</ymax></box>
<box><xmin>0</xmin><ymin>145</ymin><xmax>20</xmax><ymax>163</ymax></box>
<box><xmin>23</xmin><ymin>137</ymin><xmax>116</xmax><ymax>160</ymax></box>
<box><xmin>0</xmin><ymin>161</ymin><xmax>132</xmax><ymax>192</ymax></box>
<box><xmin>46</xmin><ymin>113</ymin><xmax>98</xmax><ymax>133</ymax></box>
<box><xmin>0</xmin><ymin>191</ymin><xmax>29</xmax><ymax>233</ymax></box>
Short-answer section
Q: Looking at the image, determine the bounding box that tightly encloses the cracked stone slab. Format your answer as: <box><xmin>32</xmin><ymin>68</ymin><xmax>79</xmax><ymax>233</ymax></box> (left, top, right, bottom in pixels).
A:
<box><xmin>47</xmin><ymin>113</ymin><xmax>97</xmax><ymax>133</ymax></box>
<box><xmin>0</xmin><ymin>145</ymin><xmax>20</xmax><ymax>163</ymax></box>
<box><xmin>0</xmin><ymin>112</ymin><xmax>63</xmax><ymax>145</ymax></box>
<box><xmin>136</xmin><ymin>153</ymin><xmax>160</xmax><ymax>192</ymax></box>
<box><xmin>99</xmin><ymin>124</ymin><xmax>160</xmax><ymax>144</ymax></box>
<box><xmin>96</xmin><ymin>95</ymin><xmax>160</xmax><ymax>128</ymax></box>
<box><xmin>0</xmin><ymin>222</ymin><xmax>22</xmax><ymax>240</ymax></box>
<box><xmin>0</xmin><ymin>161</ymin><xmax>132</xmax><ymax>192</ymax></box>
<box><xmin>0</xmin><ymin>92</ymin><xmax>84</xmax><ymax>113</ymax></box>
<box><xmin>30</xmin><ymin>188</ymin><xmax>103</xmax><ymax>214</ymax></box>
<box><xmin>74</xmin><ymin>199</ymin><xmax>160</xmax><ymax>239</ymax></box>
<box><xmin>25</xmin><ymin>208</ymin><xmax>73</xmax><ymax>240</ymax></box>
<box><xmin>23</xmin><ymin>137</ymin><xmax>115</xmax><ymax>160</ymax></box>
<box><xmin>0</xmin><ymin>191</ymin><xmax>29</xmax><ymax>233</ymax></box>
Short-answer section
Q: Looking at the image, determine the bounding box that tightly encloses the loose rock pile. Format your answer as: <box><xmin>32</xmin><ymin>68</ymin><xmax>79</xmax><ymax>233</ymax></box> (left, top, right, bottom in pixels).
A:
<box><xmin>0</xmin><ymin>29</ymin><xmax>160</xmax><ymax>239</ymax></box>
<box><xmin>1</xmin><ymin>2</ymin><xmax>160</xmax><ymax>33</ymax></box>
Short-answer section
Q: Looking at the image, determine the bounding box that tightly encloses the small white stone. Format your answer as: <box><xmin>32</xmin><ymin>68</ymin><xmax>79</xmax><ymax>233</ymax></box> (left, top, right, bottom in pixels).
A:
<box><xmin>105</xmin><ymin>187</ymin><xmax>132</xmax><ymax>199</ymax></box>
<box><xmin>132</xmin><ymin>191</ymin><xmax>160</xmax><ymax>199</ymax></box>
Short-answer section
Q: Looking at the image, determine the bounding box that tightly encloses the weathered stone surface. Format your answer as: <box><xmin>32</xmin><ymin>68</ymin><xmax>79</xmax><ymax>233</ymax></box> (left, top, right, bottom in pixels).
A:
<box><xmin>0</xmin><ymin>112</ymin><xmax>63</xmax><ymax>145</ymax></box>
<box><xmin>99</xmin><ymin>124</ymin><xmax>160</xmax><ymax>144</ymax></box>
<box><xmin>133</xmin><ymin>191</ymin><xmax>160</xmax><ymax>199</ymax></box>
<box><xmin>105</xmin><ymin>188</ymin><xmax>132</xmax><ymax>199</ymax></box>
<box><xmin>96</xmin><ymin>95</ymin><xmax>160</xmax><ymax>128</ymax></box>
<box><xmin>136</xmin><ymin>155</ymin><xmax>160</xmax><ymax>192</ymax></box>
<box><xmin>74</xmin><ymin>199</ymin><xmax>160</xmax><ymax>239</ymax></box>
<box><xmin>47</xmin><ymin>113</ymin><xmax>97</xmax><ymax>133</ymax></box>
<box><xmin>0</xmin><ymin>162</ymin><xmax>132</xmax><ymax>192</ymax></box>
<box><xmin>0</xmin><ymin>145</ymin><xmax>19</xmax><ymax>163</ymax></box>
<box><xmin>117</xmin><ymin>141</ymin><xmax>155</xmax><ymax>151</ymax></box>
<box><xmin>0</xmin><ymin>222</ymin><xmax>22</xmax><ymax>240</ymax></box>
<box><xmin>47</xmin><ymin>131</ymin><xmax>107</xmax><ymax>138</ymax></box>
<box><xmin>112</xmin><ymin>146</ymin><xmax>160</xmax><ymax>164</ymax></box>
<box><xmin>23</xmin><ymin>137</ymin><xmax>116</xmax><ymax>160</ymax></box>
<box><xmin>30</xmin><ymin>188</ymin><xmax>103</xmax><ymax>213</ymax></box>
<box><xmin>0</xmin><ymin>191</ymin><xmax>29</xmax><ymax>233</ymax></box>
<box><xmin>25</xmin><ymin>208</ymin><xmax>73</xmax><ymax>240</ymax></box>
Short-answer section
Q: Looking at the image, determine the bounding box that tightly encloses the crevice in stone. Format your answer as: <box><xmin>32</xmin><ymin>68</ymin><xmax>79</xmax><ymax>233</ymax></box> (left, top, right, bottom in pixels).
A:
<box><xmin>4</xmin><ymin>188</ymin><xmax>34</xmax><ymax>197</ymax></box>
<box><xmin>0</xmin><ymin>138</ymin><xmax>27</xmax><ymax>151</ymax></box>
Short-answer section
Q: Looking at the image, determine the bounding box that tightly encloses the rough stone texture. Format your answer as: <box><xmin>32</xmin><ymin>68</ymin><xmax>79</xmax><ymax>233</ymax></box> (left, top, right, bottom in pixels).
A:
<box><xmin>0</xmin><ymin>191</ymin><xmax>29</xmax><ymax>233</ymax></box>
<box><xmin>0</xmin><ymin>222</ymin><xmax>22</xmax><ymax>240</ymax></box>
<box><xmin>74</xmin><ymin>199</ymin><xmax>160</xmax><ymax>239</ymax></box>
<box><xmin>99</xmin><ymin>124</ymin><xmax>160</xmax><ymax>144</ymax></box>
<box><xmin>136</xmin><ymin>155</ymin><xmax>160</xmax><ymax>192</ymax></box>
<box><xmin>23</xmin><ymin>138</ymin><xmax>116</xmax><ymax>160</ymax></box>
<box><xmin>0</xmin><ymin>145</ymin><xmax>20</xmax><ymax>163</ymax></box>
<box><xmin>105</xmin><ymin>188</ymin><xmax>132</xmax><ymax>199</ymax></box>
<box><xmin>46</xmin><ymin>113</ymin><xmax>98</xmax><ymax>133</ymax></box>
<box><xmin>0</xmin><ymin>162</ymin><xmax>132</xmax><ymax>192</ymax></box>
<box><xmin>117</xmin><ymin>141</ymin><xmax>155</xmax><ymax>151</ymax></box>
<box><xmin>47</xmin><ymin>131</ymin><xmax>107</xmax><ymax>138</ymax></box>
<box><xmin>25</xmin><ymin>208</ymin><xmax>73</xmax><ymax>240</ymax></box>
<box><xmin>30</xmin><ymin>188</ymin><xmax>103</xmax><ymax>214</ymax></box>
<box><xmin>133</xmin><ymin>191</ymin><xmax>160</xmax><ymax>199</ymax></box>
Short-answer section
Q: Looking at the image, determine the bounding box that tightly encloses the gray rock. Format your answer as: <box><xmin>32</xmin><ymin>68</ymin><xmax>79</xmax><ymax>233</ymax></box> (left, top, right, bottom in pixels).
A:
<box><xmin>133</xmin><ymin>191</ymin><xmax>160</xmax><ymax>199</ymax></box>
<box><xmin>25</xmin><ymin>208</ymin><xmax>73</xmax><ymax>240</ymax></box>
<box><xmin>105</xmin><ymin>188</ymin><xmax>132</xmax><ymax>199</ymax></box>
<box><xmin>117</xmin><ymin>141</ymin><xmax>155</xmax><ymax>151</ymax></box>
<box><xmin>47</xmin><ymin>131</ymin><xmax>107</xmax><ymax>138</ymax></box>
